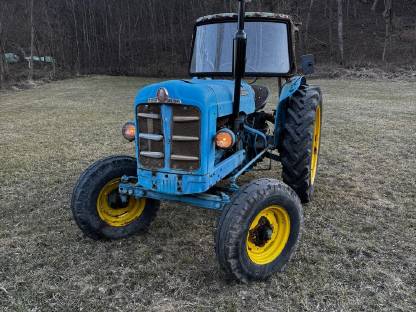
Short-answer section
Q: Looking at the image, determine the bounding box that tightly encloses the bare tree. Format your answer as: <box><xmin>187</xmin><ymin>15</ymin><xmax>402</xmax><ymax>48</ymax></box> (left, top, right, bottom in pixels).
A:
<box><xmin>0</xmin><ymin>45</ymin><xmax>4</xmax><ymax>89</ymax></box>
<box><xmin>70</xmin><ymin>0</ymin><xmax>81</xmax><ymax>74</ymax></box>
<box><xmin>382</xmin><ymin>0</ymin><xmax>393</xmax><ymax>62</ymax></box>
<box><xmin>327</xmin><ymin>0</ymin><xmax>334</xmax><ymax>63</ymax></box>
<box><xmin>0</xmin><ymin>0</ymin><xmax>415</xmax><ymax>83</ymax></box>
<box><xmin>337</xmin><ymin>0</ymin><xmax>344</xmax><ymax>65</ymax></box>
<box><xmin>28</xmin><ymin>0</ymin><xmax>34</xmax><ymax>81</ymax></box>
<box><xmin>371</xmin><ymin>0</ymin><xmax>380</xmax><ymax>11</ymax></box>
<box><xmin>0</xmin><ymin>19</ymin><xmax>4</xmax><ymax>88</ymax></box>
<box><xmin>305</xmin><ymin>0</ymin><xmax>315</xmax><ymax>49</ymax></box>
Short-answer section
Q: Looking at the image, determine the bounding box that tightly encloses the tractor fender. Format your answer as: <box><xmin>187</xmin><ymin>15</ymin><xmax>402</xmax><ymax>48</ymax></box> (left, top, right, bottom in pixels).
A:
<box><xmin>273</xmin><ymin>75</ymin><xmax>306</xmax><ymax>147</ymax></box>
<box><xmin>279</xmin><ymin>76</ymin><xmax>306</xmax><ymax>103</ymax></box>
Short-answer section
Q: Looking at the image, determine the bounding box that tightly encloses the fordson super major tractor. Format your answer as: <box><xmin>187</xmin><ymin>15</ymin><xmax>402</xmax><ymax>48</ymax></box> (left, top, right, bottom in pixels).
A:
<box><xmin>71</xmin><ymin>0</ymin><xmax>323</xmax><ymax>282</ymax></box>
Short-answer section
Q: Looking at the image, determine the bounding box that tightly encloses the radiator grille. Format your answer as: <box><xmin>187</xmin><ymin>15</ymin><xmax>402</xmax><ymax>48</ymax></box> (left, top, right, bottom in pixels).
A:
<box><xmin>137</xmin><ymin>105</ymin><xmax>164</xmax><ymax>169</ymax></box>
<box><xmin>137</xmin><ymin>104</ymin><xmax>200</xmax><ymax>171</ymax></box>
<box><xmin>171</xmin><ymin>106</ymin><xmax>200</xmax><ymax>171</ymax></box>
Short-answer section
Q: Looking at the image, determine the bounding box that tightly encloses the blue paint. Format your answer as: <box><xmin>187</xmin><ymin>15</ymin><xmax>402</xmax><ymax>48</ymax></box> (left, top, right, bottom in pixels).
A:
<box><xmin>135</xmin><ymin>79</ymin><xmax>255</xmax><ymax>118</ymax></box>
<box><xmin>134</xmin><ymin>79</ymin><xmax>251</xmax><ymax>196</ymax></box>
<box><xmin>130</xmin><ymin>75</ymin><xmax>307</xmax><ymax>209</ymax></box>
<box><xmin>274</xmin><ymin>75</ymin><xmax>306</xmax><ymax>146</ymax></box>
<box><xmin>161</xmin><ymin>105</ymin><xmax>172</xmax><ymax>170</ymax></box>
<box><xmin>278</xmin><ymin>76</ymin><xmax>305</xmax><ymax>103</ymax></box>
<box><xmin>230</xmin><ymin>148</ymin><xmax>268</xmax><ymax>187</ymax></box>
<box><xmin>119</xmin><ymin>181</ymin><xmax>230</xmax><ymax>210</ymax></box>
<box><xmin>135</xmin><ymin>145</ymin><xmax>246</xmax><ymax>195</ymax></box>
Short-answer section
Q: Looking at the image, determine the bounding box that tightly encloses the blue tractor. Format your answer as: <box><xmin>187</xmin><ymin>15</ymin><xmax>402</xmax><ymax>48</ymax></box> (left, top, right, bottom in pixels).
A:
<box><xmin>71</xmin><ymin>0</ymin><xmax>322</xmax><ymax>282</ymax></box>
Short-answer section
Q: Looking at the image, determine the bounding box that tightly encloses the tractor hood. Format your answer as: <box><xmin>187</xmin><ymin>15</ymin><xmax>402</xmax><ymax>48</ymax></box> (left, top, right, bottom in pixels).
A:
<box><xmin>134</xmin><ymin>78</ymin><xmax>255</xmax><ymax>117</ymax></box>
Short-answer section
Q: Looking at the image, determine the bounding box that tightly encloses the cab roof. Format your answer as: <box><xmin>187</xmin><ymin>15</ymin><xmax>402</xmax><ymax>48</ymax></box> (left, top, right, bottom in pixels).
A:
<box><xmin>196</xmin><ymin>12</ymin><xmax>294</xmax><ymax>24</ymax></box>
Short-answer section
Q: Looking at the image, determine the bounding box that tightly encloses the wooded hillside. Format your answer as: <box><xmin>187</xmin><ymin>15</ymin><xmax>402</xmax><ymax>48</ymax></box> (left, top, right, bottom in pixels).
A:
<box><xmin>0</xmin><ymin>0</ymin><xmax>415</xmax><ymax>85</ymax></box>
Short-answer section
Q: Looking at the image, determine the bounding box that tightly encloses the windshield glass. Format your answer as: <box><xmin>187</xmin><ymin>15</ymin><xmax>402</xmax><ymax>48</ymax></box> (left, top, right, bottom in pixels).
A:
<box><xmin>190</xmin><ymin>21</ymin><xmax>290</xmax><ymax>75</ymax></box>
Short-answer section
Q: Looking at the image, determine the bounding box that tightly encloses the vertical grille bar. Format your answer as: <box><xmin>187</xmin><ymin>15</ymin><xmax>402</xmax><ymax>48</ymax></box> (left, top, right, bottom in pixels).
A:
<box><xmin>161</xmin><ymin>104</ymin><xmax>172</xmax><ymax>170</ymax></box>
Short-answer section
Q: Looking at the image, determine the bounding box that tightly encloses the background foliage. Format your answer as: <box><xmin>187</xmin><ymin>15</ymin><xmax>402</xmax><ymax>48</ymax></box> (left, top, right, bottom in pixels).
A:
<box><xmin>0</xmin><ymin>0</ymin><xmax>415</xmax><ymax>84</ymax></box>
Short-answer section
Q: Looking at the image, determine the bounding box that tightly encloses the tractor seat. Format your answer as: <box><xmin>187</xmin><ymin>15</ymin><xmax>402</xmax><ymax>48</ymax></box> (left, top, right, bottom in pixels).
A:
<box><xmin>251</xmin><ymin>84</ymin><xmax>270</xmax><ymax>111</ymax></box>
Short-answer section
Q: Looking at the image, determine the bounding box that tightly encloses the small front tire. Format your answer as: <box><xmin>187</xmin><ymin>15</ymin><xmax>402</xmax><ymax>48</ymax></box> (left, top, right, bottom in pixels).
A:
<box><xmin>215</xmin><ymin>179</ymin><xmax>303</xmax><ymax>282</ymax></box>
<box><xmin>71</xmin><ymin>155</ymin><xmax>159</xmax><ymax>240</ymax></box>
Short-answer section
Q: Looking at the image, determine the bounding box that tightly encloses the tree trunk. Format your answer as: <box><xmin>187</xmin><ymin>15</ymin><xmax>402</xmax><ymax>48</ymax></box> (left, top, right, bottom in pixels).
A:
<box><xmin>0</xmin><ymin>47</ymin><xmax>4</xmax><ymax>89</ymax></box>
<box><xmin>371</xmin><ymin>0</ymin><xmax>380</xmax><ymax>12</ymax></box>
<box><xmin>0</xmin><ymin>21</ymin><xmax>4</xmax><ymax>89</ymax></box>
<box><xmin>28</xmin><ymin>0</ymin><xmax>34</xmax><ymax>81</ymax></box>
<box><xmin>70</xmin><ymin>0</ymin><xmax>80</xmax><ymax>74</ymax></box>
<box><xmin>305</xmin><ymin>0</ymin><xmax>315</xmax><ymax>50</ymax></box>
<box><xmin>328</xmin><ymin>0</ymin><xmax>334</xmax><ymax>63</ymax></box>
<box><xmin>337</xmin><ymin>0</ymin><xmax>344</xmax><ymax>65</ymax></box>
<box><xmin>382</xmin><ymin>0</ymin><xmax>392</xmax><ymax>62</ymax></box>
<box><xmin>118</xmin><ymin>21</ymin><xmax>122</xmax><ymax>72</ymax></box>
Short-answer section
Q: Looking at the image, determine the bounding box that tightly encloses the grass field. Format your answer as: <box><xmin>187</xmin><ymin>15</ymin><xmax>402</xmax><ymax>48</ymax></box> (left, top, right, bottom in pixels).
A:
<box><xmin>0</xmin><ymin>76</ymin><xmax>415</xmax><ymax>311</ymax></box>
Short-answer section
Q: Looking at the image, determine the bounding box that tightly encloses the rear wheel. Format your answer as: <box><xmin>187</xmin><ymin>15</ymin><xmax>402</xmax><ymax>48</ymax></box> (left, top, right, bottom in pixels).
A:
<box><xmin>280</xmin><ymin>84</ymin><xmax>322</xmax><ymax>203</ymax></box>
<box><xmin>215</xmin><ymin>179</ymin><xmax>303</xmax><ymax>282</ymax></box>
<box><xmin>71</xmin><ymin>156</ymin><xmax>159</xmax><ymax>240</ymax></box>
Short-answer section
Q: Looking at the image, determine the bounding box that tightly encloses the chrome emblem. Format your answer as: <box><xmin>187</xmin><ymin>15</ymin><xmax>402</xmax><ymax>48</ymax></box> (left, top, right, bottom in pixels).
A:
<box><xmin>148</xmin><ymin>87</ymin><xmax>182</xmax><ymax>104</ymax></box>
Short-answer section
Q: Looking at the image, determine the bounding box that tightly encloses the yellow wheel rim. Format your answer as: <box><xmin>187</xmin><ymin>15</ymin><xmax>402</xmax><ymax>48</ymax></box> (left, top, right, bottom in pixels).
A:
<box><xmin>310</xmin><ymin>105</ymin><xmax>321</xmax><ymax>185</ymax></box>
<box><xmin>96</xmin><ymin>178</ymin><xmax>145</xmax><ymax>227</ymax></box>
<box><xmin>246</xmin><ymin>205</ymin><xmax>291</xmax><ymax>265</ymax></box>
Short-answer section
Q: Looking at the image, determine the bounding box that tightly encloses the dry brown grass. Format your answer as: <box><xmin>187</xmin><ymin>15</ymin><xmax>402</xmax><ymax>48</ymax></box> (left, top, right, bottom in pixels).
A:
<box><xmin>0</xmin><ymin>76</ymin><xmax>415</xmax><ymax>311</ymax></box>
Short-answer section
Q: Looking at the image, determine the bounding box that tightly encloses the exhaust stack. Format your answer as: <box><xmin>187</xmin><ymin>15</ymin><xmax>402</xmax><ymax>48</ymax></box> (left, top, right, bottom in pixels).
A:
<box><xmin>232</xmin><ymin>0</ymin><xmax>248</xmax><ymax>132</ymax></box>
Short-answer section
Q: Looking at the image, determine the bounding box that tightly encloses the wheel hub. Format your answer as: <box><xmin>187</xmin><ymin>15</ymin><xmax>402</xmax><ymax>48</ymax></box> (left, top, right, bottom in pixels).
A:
<box><xmin>246</xmin><ymin>205</ymin><xmax>291</xmax><ymax>265</ymax></box>
<box><xmin>96</xmin><ymin>178</ymin><xmax>146</xmax><ymax>227</ymax></box>
<box><xmin>107</xmin><ymin>189</ymin><xmax>129</xmax><ymax>209</ymax></box>
<box><xmin>248</xmin><ymin>216</ymin><xmax>274</xmax><ymax>247</ymax></box>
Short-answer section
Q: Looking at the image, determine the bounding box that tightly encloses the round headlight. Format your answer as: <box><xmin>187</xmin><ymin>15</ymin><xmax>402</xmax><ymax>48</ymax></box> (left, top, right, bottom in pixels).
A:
<box><xmin>122</xmin><ymin>122</ymin><xmax>136</xmax><ymax>142</ymax></box>
<box><xmin>215</xmin><ymin>128</ymin><xmax>235</xmax><ymax>149</ymax></box>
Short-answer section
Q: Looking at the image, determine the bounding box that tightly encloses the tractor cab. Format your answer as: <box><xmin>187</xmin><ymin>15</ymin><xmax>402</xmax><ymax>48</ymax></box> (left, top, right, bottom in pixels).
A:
<box><xmin>72</xmin><ymin>0</ymin><xmax>323</xmax><ymax>283</ymax></box>
<box><xmin>190</xmin><ymin>12</ymin><xmax>297</xmax><ymax>111</ymax></box>
<box><xmin>190</xmin><ymin>12</ymin><xmax>296</xmax><ymax>77</ymax></box>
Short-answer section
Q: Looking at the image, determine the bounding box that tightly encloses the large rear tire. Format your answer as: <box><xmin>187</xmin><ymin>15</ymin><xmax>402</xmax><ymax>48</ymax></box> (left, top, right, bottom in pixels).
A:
<box><xmin>279</xmin><ymin>84</ymin><xmax>322</xmax><ymax>203</ymax></box>
<box><xmin>71</xmin><ymin>155</ymin><xmax>159</xmax><ymax>240</ymax></box>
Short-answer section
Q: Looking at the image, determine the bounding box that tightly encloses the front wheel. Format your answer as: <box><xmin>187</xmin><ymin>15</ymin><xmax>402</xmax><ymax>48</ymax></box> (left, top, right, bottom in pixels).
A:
<box><xmin>215</xmin><ymin>179</ymin><xmax>303</xmax><ymax>282</ymax></box>
<box><xmin>71</xmin><ymin>155</ymin><xmax>159</xmax><ymax>240</ymax></box>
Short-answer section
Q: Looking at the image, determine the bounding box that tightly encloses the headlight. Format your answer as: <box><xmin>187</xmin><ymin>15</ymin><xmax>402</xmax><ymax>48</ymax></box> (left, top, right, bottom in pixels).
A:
<box><xmin>122</xmin><ymin>121</ymin><xmax>136</xmax><ymax>142</ymax></box>
<box><xmin>215</xmin><ymin>128</ymin><xmax>235</xmax><ymax>149</ymax></box>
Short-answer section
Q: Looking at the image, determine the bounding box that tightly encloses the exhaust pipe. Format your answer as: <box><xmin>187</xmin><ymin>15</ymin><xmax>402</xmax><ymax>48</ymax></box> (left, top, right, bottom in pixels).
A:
<box><xmin>232</xmin><ymin>0</ymin><xmax>248</xmax><ymax>133</ymax></box>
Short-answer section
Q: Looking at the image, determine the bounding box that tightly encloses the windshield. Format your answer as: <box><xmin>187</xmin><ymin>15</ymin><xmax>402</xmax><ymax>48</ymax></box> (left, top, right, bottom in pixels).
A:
<box><xmin>190</xmin><ymin>21</ymin><xmax>291</xmax><ymax>76</ymax></box>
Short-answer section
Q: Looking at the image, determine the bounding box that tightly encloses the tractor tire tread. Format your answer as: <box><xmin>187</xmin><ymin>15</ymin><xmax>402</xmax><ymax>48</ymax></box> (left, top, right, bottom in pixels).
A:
<box><xmin>279</xmin><ymin>84</ymin><xmax>322</xmax><ymax>203</ymax></box>
<box><xmin>71</xmin><ymin>155</ymin><xmax>159</xmax><ymax>240</ymax></box>
<box><xmin>215</xmin><ymin>179</ymin><xmax>303</xmax><ymax>283</ymax></box>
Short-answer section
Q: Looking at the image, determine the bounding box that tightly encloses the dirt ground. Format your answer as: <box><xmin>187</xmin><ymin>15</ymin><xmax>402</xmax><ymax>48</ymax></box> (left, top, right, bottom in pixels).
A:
<box><xmin>0</xmin><ymin>76</ymin><xmax>415</xmax><ymax>311</ymax></box>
